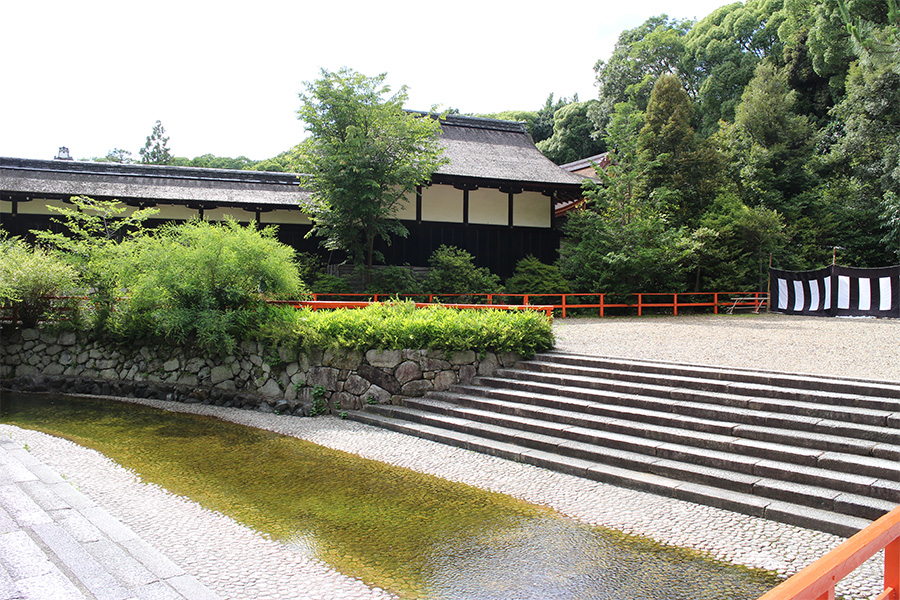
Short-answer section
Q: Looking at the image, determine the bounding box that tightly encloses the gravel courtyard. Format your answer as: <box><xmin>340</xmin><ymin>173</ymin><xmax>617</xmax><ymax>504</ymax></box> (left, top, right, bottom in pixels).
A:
<box><xmin>553</xmin><ymin>313</ymin><xmax>900</xmax><ymax>382</ymax></box>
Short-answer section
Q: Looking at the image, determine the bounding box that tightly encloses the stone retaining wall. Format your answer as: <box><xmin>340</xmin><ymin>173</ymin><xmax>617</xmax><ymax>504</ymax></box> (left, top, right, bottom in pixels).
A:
<box><xmin>0</xmin><ymin>328</ymin><xmax>520</xmax><ymax>415</ymax></box>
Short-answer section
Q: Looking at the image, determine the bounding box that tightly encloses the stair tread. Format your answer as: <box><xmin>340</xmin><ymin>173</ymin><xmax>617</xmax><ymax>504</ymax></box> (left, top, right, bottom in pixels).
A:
<box><xmin>366</xmin><ymin>404</ymin><xmax>898</xmax><ymax>502</ymax></box>
<box><xmin>346</xmin><ymin>410</ymin><xmax>877</xmax><ymax>537</ymax></box>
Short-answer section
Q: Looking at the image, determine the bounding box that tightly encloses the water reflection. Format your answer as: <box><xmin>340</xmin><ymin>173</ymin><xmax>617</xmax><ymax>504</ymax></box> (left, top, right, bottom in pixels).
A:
<box><xmin>1</xmin><ymin>392</ymin><xmax>780</xmax><ymax>599</ymax></box>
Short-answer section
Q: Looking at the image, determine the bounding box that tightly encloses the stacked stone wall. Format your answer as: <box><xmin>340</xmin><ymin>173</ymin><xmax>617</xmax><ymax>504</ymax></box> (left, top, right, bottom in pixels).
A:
<box><xmin>0</xmin><ymin>328</ymin><xmax>520</xmax><ymax>415</ymax></box>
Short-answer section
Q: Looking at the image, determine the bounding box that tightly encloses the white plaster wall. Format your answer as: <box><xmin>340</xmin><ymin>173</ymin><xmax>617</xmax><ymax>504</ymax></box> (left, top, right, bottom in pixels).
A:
<box><xmin>513</xmin><ymin>191</ymin><xmax>551</xmax><ymax>228</ymax></box>
<box><xmin>421</xmin><ymin>185</ymin><xmax>463</xmax><ymax>223</ymax></box>
<box><xmin>260</xmin><ymin>209</ymin><xmax>310</xmax><ymax>225</ymax></box>
<box><xmin>155</xmin><ymin>204</ymin><xmax>199</xmax><ymax>221</ymax></box>
<box><xmin>204</xmin><ymin>207</ymin><xmax>255</xmax><ymax>222</ymax></box>
<box><xmin>393</xmin><ymin>189</ymin><xmax>417</xmax><ymax>221</ymax></box>
<box><xmin>469</xmin><ymin>188</ymin><xmax>508</xmax><ymax>225</ymax></box>
<box><xmin>0</xmin><ymin>200</ymin><xmax>12</xmax><ymax>214</ymax></box>
<box><xmin>12</xmin><ymin>198</ymin><xmax>70</xmax><ymax>215</ymax></box>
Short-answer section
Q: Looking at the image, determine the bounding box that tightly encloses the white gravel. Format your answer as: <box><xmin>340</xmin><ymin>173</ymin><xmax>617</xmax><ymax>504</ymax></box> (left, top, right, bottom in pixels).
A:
<box><xmin>553</xmin><ymin>313</ymin><xmax>900</xmax><ymax>382</ymax></box>
<box><xmin>3</xmin><ymin>313</ymin><xmax>897</xmax><ymax>599</ymax></box>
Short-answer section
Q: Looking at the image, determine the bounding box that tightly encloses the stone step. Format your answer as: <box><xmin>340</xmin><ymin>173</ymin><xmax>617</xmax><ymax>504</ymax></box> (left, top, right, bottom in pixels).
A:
<box><xmin>529</xmin><ymin>352</ymin><xmax>900</xmax><ymax>401</ymax></box>
<box><xmin>482</xmin><ymin>372</ymin><xmax>900</xmax><ymax>433</ymax></box>
<box><xmin>346</xmin><ymin>409</ymin><xmax>877</xmax><ymax>538</ymax></box>
<box><xmin>426</xmin><ymin>388</ymin><xmax>900</xmax><ymax>461</ymax></box>
<box><xmin>400</xmin><ymin>397</ymin><xmax>900</xmax><ymax>498</ymax></box>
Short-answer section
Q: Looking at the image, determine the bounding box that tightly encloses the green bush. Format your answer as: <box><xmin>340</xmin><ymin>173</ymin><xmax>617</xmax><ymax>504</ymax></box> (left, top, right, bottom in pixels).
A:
<box><xmin>112</xmin><ymin>219</ymin><xmax>305</xmax><ymax>353</ymax></box>
<box><xmin>0</xmin><ymin>235</ymin><xmax>78</xmax><ymax>328</ymax></box>
<box><xmin>422</xmin><ymin>245</ymin><xmax>501</xmax><ymax>300</ymax></box>
<box><xmin>365</xmin><ymin>265</ymin><xmax>423</xmax><ymax>295</ymax></box>
<box><xmin>504</xmin><ymin>255</ymin><xmax>571</xmax><ymax>303</ymax></box>
<box><xmin>290</xmin><ymin>301</ymin><xmax>553</xmax><ymax>357</ymax></box>
<box><xmin>311</xmin><ymin>274</ymin><xmax>353</xmax><ymax>294</ymax></box>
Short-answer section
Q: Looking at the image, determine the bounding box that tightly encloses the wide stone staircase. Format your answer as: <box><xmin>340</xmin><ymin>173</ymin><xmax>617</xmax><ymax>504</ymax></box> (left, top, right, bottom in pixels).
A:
<box><xmin>346</xmin><ymin>352</ymin><xmax>900</xmax><ymax>538</ymax></box>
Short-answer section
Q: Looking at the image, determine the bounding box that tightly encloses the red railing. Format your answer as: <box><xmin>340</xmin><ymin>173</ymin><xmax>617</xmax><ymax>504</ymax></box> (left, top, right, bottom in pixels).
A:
<box><xmin>299</xmin><ymin>291</ymin><xmax>768</xmax><ymax>318</ymax></box>
<box><xmin>757</xmin><ymin>504</ymin><xmax>900</xmax><ymax>600</ymax></box>
<box><xmin>1</xmin><ymin>291</ymin><xmax>768</xmax><ymax>324</ymax></box>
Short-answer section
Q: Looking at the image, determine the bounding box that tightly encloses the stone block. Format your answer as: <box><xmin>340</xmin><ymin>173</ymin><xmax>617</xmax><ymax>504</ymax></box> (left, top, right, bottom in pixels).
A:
<box><xmin>394</xmin><ymin>361</ymin><xmax>422</xmax><ymax>385</ymax></box>
<box><xmin>343</xmin><ymin>374</ymin><xmax>370</xmax><ymax>396</ymax></box>
<box><xmin>209</xmin><ymin>365</ymin><xmax>233</xmax><ymax>385</ymax></box>
<box><xmin>459</xmin><ymin>364</ymin><xmax>477</xmax><ymax>384</ymax></box>
<box><xmin>449</xmin><ymin>350</ymin><xmax>476</xmax><ymax>365</ymax></box>
<box><xmin>20</xmin><ymin>328</ymin><xmax>39</xmax><ymax>341</ymax></box>
<box><xmin>307</xmin><ymin>366</ymin><xmax>340</xmax><ymax>391</ymax></box>
<box><xmin>58</xmin><ymin>350</ymin><xmax>74</xmax><ymax>366</ymax></box>
<box><xmin>433</xmin><ymin>370</ymin><xmax>457</xmax><ymax>391</ymax></box>
<box><xmin>258</xmin><ymin>378</ymin><xmax>283</xmax><ymax>398</ymax></box>
<box><xmin>500</xmin><ymin>352</ymin><xmax>523</xmax><ymax>367</ymax></box>
<box><xmin>163</xmin><ymin>358</ymin><xmax>179</xmax><ymax>372</ymax></box>
<box><xmin>477</xmin><ymin>353</ymin><xmax>501</xmax><ymax>376</ymax></box>
<box><xmin>43</xmin><ymin>363</ymin><xmax>65</xmax><ymax>376</ymax></box>
<box><xmin>177</xmin><ymin>373</ymin><xmax>199</xmax><ymax>387</ymax></box>
<box><xmin>324</xmin><ymin>348</ymin><xmax>364</xmax><ymax>370</ymax></box>
<box><xmin>400</xmin><ymin>379</ymin><xmax>434</xmax><ymax>397</ymax></box>
<box><xmin>15</xmin><ymin>365</ymin><xmax>39</xmax><ymax>377</ymax></box>
<box><xmin>364</xmin><ymin>384</ymin><xmax>392</xmax><ymax>404</ymax></box>
<box><xmin>357</xmin><ymin>364</ymin><xmax>400</xmax><ymax>394</ymax></box>
<box><xmin>366</xmin><ymin>349</ymin><xmax>402</xmax><ymax>368</ymax></box>
<box><xmin>57</xmin><ymin>330</ymin><xmax>77</xmax><ymax>346</ymax></box>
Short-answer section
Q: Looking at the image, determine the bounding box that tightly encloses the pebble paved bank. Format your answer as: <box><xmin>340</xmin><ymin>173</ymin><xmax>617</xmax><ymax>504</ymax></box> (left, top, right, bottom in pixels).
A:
<box><xmin>3</xmin><ymin>313</ymin><xmax>897</xmax><ymax>599</ymax></box>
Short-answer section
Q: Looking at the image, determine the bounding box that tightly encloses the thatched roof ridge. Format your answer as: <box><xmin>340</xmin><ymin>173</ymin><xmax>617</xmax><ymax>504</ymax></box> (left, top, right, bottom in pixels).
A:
<box><xmin>0</xmin><ymin>157</ymin><xmax>308</xmax><ymax>207</ymax></box>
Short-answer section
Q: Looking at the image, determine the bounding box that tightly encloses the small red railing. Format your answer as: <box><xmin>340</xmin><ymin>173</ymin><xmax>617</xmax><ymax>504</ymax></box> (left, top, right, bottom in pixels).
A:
<box><xmin>757</xmin><ymin>504</ymin><xmax>900</xmax><ymax>600</ymax></box>
<box><xmin>1</xmin><ymin>291</ymin><xmax>768</xmax><ymax>324</ymax></box>
<box><xmin>301</xmin><ymin>291</ymin><xmax>768</xmax><ymax>318</ymax></box>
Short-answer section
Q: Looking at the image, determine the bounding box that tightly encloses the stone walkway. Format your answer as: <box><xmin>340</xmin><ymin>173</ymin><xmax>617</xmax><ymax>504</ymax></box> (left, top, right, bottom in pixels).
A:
<box><xmin>0</xmin><ymin>433</ymin><xmax>222</xmax><ymax>600</ymax></box>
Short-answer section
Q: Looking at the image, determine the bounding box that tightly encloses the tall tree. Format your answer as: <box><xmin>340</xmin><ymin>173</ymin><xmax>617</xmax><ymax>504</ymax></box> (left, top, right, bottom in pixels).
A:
<box><xmin>637</xmin><ymin>74</ymin><xmax>720</xmax><ymax>226</ymax></box>
<box><xmin>297</xmin><ymin>68</ymin><xmax>448</xmax><ymax>271</ymax></box>
<box><xmin>139</xmin><ymin>120</ymin><xmax>172</xmax><ymax>165</ymax></box>
<box><xmin>592</xmin><ymin>16</ymin><xmax>696</xmax><ymax>140</ymax></box>
<box><xmin>536</xmin><ymin>100</ymin><xmax>606</xmax><ymax>164</ymax></box>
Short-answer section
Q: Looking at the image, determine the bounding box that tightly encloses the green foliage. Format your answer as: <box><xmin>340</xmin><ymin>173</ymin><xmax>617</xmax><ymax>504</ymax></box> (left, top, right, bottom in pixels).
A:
<box><xmin>311</xmin><ymin>274</ymin><xmax>353</xmax><ymax>294</ymax></box>
<box><xmin>31</xmin><ymin>196</ymin><xmax>158</xmax><ymax>331</ymax></box>
<box><xmin>638</xmin><ymin>74</ymin><xmax>721</xmax><ymax>226</ymax></box>
<box><xmin>110</xmin><ymin>219</ymin><xmax>305</xmax><ymax>353</ymax></box>
<box><xmin>365</xmin><ymin>266</ymin><xmax>423</xmax><ymax>295</ymax></box>
<box><xmin>536</xmin><ymin>100</ymin><xmax>606</xmax><ymax>164</ymax></box>
<box><xmin>421</xmin><ymin>246</ymin><xmax>502</xmax><ymax>298</ymax></box>
<box><xmin>139</xmin><ymin>120</ymin><xmax>172</xmax><ymax>165</ymax></box>
<box><xmin>297</xmin><ymin>68</ymin><xmax>448</xmax><ymax>270</ymax></box>
<box><xmin>170</xmin><ymin>154</ymin><xmax>256</xmax><ymax>170</ymax></box>
<box><xmin>504</xmin><ymin>256</ymin><xmax>571</xmax><ymax>296</ymax></box>
<box><xmin>291</xmin><ymin>301</ymin><xmax>553</xmax><ymax>358</ymax></box>
<box><xmin>0</xmin><ymin>235</ymin><xmax>77</xmax><ymax>328</ymax></box>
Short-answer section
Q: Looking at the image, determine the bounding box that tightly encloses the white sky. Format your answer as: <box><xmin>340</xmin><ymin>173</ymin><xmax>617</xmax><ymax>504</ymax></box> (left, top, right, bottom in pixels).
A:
<box><xmin>1</xmin><ymin>0</ymin><xmax>733</xmax><ymax>162</ymax></box>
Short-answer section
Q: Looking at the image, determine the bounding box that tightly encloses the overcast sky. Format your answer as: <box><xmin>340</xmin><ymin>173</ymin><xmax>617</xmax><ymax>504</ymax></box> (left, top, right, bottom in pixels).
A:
<box><xmin>1</xmin><ymin>0</ymin><xmax>732</xmax><ymax>162</ymax></box>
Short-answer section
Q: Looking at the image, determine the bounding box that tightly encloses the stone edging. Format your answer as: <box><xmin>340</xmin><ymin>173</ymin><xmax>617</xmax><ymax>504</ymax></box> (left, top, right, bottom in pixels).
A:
<box><xmin>0</xmin><ymin>328</ymin><xmax>521</xmax><ymax>415</ymax></box>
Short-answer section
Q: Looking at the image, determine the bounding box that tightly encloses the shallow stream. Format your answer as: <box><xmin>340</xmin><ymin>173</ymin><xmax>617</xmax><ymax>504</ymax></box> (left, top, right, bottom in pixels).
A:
<box><xmin>0</xmin><ymin>392</ymin><xmax>781</xmax><ymax>599</ymax></box>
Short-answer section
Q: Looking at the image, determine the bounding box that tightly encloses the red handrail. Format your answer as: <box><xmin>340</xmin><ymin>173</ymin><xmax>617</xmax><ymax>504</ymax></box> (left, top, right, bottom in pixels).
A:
<box><xmin>1</xmin><ymin>291</ymin><xmax>769</xmax><ymax>324</ymax></box>
<box><xmin>757</xmin><ymin>504</ymin><xmax>900</xmax><ymax>600</ymax></box>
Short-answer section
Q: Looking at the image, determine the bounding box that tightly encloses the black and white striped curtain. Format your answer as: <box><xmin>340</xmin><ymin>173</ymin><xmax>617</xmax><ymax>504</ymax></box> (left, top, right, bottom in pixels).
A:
<box><xmin>770</xmin><ymin>265</ymin><xmax>900</xmax><ymax>318</ymax></box>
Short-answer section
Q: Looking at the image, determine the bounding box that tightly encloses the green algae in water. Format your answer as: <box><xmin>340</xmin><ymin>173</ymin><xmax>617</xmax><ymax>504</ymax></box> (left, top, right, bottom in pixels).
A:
<box><xmin>1</xmin><ymin>392</ymin><xmax>782</xmax><ymax>599</ymax></box>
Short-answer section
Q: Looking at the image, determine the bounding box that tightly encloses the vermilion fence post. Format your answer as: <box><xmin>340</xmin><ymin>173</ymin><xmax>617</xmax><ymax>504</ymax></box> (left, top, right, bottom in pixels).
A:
<box><xmin>638</xmin><ymin>294</ymin><xmax>643</xmax><ymax>317</ymax></box>
<box><xmin>600</xmin><ymin>294</ymin><xmax>605</xmax><ymax>318</ymax></box>
<box><xmin>886</xmin><ymin>538</ymin><xmax>899</xmax><ymax>600</ymax></box>
<box><xmin>562</xmin><ymin>294</ymin><xmax>567</xmax><ymax>319</ymax></box>
<box><xmin>674</xmin><ymin>293</ymin><xmax>679</xmax><ymax>316</ymax></box>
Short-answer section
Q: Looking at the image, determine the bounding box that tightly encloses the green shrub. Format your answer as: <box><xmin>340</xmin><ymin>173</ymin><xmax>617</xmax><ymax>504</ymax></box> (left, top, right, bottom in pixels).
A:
<box><xmin>0</xmin><ymin>235</ymin><xmax>78</xmax><ymax>328</ymax></box>
<box><xmin>290</xmin><ymin>301</ymin><xmax>553</xmax><ymax>357</ymax></box>
<box><xmin>311</xmin><ymin>274</ymin><xmax>353</xmax><ymax>294</ymax></box>
<box><xmin>365</xmin><ymin>265</ymin><xmax>423</xmax><ymax>295</ymax></box>
<box><xmin>112</xmin><ymin>219</ymin><xmax>305</xmax><ymax>353</ymax></box>
<box><xmin>504</xmin><ymin>255</ymin><xmax>571</xmax><ymax>302</ymax></box>
<box><xmin>422</xmin><ymin>245</ymin><xmax>501</xmax><ymax>300</ymax></box>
